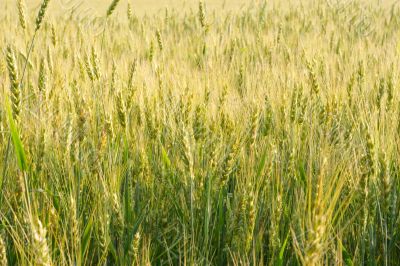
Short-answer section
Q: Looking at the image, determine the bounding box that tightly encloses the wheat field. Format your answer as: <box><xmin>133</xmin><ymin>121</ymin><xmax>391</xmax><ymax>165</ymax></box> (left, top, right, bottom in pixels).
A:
<box><xmin>0</xmin><ymin>0</ymin><xmax>400</xmax><ymax>265</ymax></box>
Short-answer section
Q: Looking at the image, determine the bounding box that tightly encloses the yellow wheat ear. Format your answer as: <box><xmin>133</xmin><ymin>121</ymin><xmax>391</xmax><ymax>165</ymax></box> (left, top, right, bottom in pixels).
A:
<box><xmin>5</xmin><ymin>46</ymin><xmax>20</xmax><ymax>121</ymax></box>
<box><xmin>0</xmin><ymin>233</ymin><xmax>7</xmax><ymax>266</ymax></box>
<box><xmin>17</xmin><ymin>0</ymin><xmax>27</xmax><ymax>30</ymax></box>
<box><xmin>31</xmin><ymin>218</ymin><xmax>52</xmax><ymax>266</ymax></box>
<box><xmin>127</xmin><ymin>3</ymin><xmax>133</xmax><ymax>21</ymax></box>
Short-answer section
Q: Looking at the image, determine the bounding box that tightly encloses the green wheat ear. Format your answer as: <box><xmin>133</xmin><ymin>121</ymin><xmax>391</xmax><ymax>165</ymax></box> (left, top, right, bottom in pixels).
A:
<box><xmin>51</xmin><ymin>24</ymin><xmax>57</xmax><ymax>46</ymax></box>
<box><xmin>156</xmin><ymin>29</ymin><xmax>163</xmax><ymax>52</ymax></box>
<box><xmin>107</xmin><ymin>0</ymin><xmax>121</xmax><ymax>17</ymax></box>
<box><xmin>198</xmin><ymin>1</ymin><xmax>206</xmax><ymax>28</ymax></box>
<box><xmin>35</xmin><ymin>0</ymin><xmax>51</xmax><ymax>31</ymax></box>
<box><xmin>38</xmin><ymin>58</ymin><xmax>47</xmax><ymax>93</ymax></box>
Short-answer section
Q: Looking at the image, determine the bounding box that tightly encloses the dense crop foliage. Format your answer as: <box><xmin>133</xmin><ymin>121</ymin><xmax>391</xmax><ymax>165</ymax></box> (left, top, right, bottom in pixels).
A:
<box><xmin>1</xmin><ymin>0</ymin><xmax>400</xmax><ymax>265</ymax></box>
